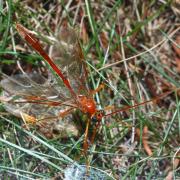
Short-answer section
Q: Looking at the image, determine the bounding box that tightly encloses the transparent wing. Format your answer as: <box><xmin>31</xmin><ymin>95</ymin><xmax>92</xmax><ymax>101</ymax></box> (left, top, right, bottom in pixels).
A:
<box><xmin>0</xmin><ymin>25</ymin><xmax>90</xmax><ymax>138</ymax></box>
<box><xmin>0</xmin><ymin>73</ymin><xmax>75</xmax><ymax>118</ymax></box>
<box><xmin>1</xmin><ymin>73</ymin><xmax>70</xmax><ymax>101</ymax></box>
<box><xmin>0</xmin><ymin>74</ymin><xmax>78</xmax><ymax>138</ymax></box>
<box><xmin>51</xmin><ymin>26</ymin><xmax>90</xmax><ymax>96</ymax></box>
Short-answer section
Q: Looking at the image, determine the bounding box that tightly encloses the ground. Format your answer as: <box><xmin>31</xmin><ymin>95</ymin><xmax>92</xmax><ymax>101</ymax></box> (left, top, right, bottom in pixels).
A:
<box><xmin>0</xmin><ymin>1</ymin><xmax>179</xmax><ymax>179</ymax></box>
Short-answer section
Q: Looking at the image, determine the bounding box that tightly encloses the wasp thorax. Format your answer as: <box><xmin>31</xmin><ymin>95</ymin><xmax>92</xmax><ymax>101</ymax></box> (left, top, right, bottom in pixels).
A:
<box><xmin>77</xmin><ymin>95</ymin><xmax>96</xmax><ymax>115</ymax></box>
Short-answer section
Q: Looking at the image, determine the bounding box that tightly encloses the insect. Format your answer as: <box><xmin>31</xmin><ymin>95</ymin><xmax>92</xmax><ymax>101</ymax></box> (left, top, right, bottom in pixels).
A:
<box><xmin>0</xmin><ymin>23</ymin><xmax>176</xmax><ymax>154</ymax></box>
<box><xmin>0</xmin><ymin>23</ymin><xmax>104</xmax><ymax>153</ymax></box>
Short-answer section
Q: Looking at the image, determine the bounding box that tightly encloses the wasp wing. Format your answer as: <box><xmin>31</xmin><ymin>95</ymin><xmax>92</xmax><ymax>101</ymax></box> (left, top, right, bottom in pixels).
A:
<box><xmin>0</xmin><ymin>73</ymin><xmax>78</xmax><ymax>138</ymax></box>
<box><xmin>51</xmin><ymin>26</ymin><xmax>90</xmax><ymax>97</ymax></box>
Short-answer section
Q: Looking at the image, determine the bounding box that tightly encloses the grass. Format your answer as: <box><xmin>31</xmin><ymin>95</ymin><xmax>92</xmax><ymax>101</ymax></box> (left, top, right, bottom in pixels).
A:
<box><xmin>0</xmin><ymin>0</ymin><xmax>179</xmax><ymax>179</ymax></box>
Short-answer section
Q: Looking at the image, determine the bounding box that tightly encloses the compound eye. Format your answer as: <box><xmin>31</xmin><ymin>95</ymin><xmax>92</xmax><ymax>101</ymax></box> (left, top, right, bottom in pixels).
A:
<box><xmin>96</xmin><ymin>110</ymin><xmax>104</xmax><ymax>121</ymax></box>
<box><xmin>91</xmin><ymin>110</ymin><xmax>104</xmax><ymax>122</ymax></box>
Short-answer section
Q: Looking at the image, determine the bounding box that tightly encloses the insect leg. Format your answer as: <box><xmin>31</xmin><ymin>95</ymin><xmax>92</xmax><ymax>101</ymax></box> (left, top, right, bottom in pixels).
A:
<box><xmin>83</xmin><ymin>118</ymin><xmax>91</xmax><ymax>154</ymax></box>
<box><xmin>58</xmin><ymin>107</ymin><xmax>74</xmax><ymax>118</ymax></box>
<box><xmin>90</xmin><ymin>84</ymin><xmax>104</xmax><ymax>95</ymax></box>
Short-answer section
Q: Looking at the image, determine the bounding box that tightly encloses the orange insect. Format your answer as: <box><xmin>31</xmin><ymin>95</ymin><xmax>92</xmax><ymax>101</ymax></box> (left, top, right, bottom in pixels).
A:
<box><xmin>1</xmin><ymin>23</ymin><xmax>104</xmax><ymax>153</ymax></box>
<box><xmin>0</xmin><ymin>23</ymin><xmax>176</xmax><ymax>155</ymax></box>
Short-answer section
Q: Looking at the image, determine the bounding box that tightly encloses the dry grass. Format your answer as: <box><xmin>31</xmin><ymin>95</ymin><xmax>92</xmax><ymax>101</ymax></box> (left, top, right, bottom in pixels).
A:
<box><xmin>0</xmin><ymin>0</ymin><xmax>179</xmax><ymax>179</ymax></box>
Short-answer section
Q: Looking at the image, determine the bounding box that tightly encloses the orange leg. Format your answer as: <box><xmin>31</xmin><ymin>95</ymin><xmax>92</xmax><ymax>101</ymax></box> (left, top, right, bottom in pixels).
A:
<box><xmin>90</xmin><ymin>84</ymin><xmax>104</xmax><ymax>95</ymax></box>
<box><xmin>82</xmin><ymin>118</ymin><xmax>91</xmax><ymax>175</ymax></box>
<box><xmin>90</xmin><ymin>121</ymin><xmax>101</xmax><ymax>145</ymax></box>
<box><xmin>58</xmin><ymin>107</ymin><xmax>74</xmax><ymax>118</ymax></box>
<box><xmin>83</xmin><ymin>118</ymin><xmax>91</xmax><ymax>155</ymax></box>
